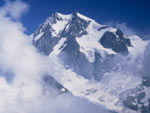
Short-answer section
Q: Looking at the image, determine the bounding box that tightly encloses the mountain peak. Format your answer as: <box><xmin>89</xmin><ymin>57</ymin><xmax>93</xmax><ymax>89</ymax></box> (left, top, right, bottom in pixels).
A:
<box><xmin>50</xmin><ymin>12</ymin><xmax>95</xmax><ymax>22</ymax></box>
<box><xmin>52</xmin><ymin>12</ymin><xmax>72</xmax><ymax>20</ymax></box>
<box><xmin>32</xmin><ymin>12</ymin><xmax>132</xmax><ymax>56</ymax></box>
<box><xmin>31</xmin><ymin>12</ymin><xmax>150</xmax><ymax>112</ymax></box>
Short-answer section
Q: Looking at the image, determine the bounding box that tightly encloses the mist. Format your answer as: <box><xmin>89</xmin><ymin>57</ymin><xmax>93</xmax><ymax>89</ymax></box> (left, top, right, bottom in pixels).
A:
<box><xmin>0</xmin><ymin>0</ymin><xmax>112</xmax><ymax>113</ymax></box>
<box><xmin>140</xmin><ymin>43</ymin><xmax>150</xmax><ymax>77</ymax></box>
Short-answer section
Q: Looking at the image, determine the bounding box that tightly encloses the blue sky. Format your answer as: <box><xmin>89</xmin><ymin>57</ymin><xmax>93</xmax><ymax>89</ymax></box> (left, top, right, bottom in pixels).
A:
<box><xmin>0</xmin><ymin>0</ymin><xmax>150</xmax><ymax>38</ymax></box>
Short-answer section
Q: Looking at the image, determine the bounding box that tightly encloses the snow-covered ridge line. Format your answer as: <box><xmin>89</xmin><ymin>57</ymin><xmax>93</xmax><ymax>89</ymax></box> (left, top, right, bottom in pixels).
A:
<box><xmin>31</xmin><ymin>12</ymin><xmax>146</xmax><ymax>63</ymax></box>
<box><xmin>31</xmin><ymin>12</ymin><xmax>101</xmax><ymax>38</ymax></box>
<box><xmin>54</xmin><ymin>12</ymin><xmax>98</xmax><ymax>23</ymax></box>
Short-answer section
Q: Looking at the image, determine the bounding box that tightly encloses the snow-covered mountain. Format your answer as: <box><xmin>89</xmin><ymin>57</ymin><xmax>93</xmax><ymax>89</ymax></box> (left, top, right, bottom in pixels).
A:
<box><xmin>31</xmin><ymin>12</ymin><xmax>150</xmax><ymax>113</ymax></box>
<box><xmin>31</xmin><ymin>12</ymin><xmax>133</xmax><ymax>79</ymax></box>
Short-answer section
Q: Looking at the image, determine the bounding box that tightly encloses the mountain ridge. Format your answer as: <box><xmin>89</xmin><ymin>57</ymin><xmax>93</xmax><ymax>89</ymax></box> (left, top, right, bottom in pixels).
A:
<box><xmin>31</xmin><ymin>12</ymin><xmax>150</xmax><ymax>113</ymax></box>
<box><xmin>31</xmin><ymin>12</ymin><xmax>137</xmax><ymax>79</ymax></box>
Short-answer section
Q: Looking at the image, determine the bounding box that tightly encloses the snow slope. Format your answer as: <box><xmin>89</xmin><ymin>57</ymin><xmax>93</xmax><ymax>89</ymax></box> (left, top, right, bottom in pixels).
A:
<box><xmin>47</xmin><ymin>55</ymin><xmax>142</xmax><ymax>113</ymax></box>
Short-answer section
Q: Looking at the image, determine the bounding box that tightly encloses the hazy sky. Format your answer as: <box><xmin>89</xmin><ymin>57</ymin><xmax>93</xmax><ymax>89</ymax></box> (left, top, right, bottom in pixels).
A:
<box><xmin>1</xmin><ymin>0</ymin><xmax>150</xmax><ymax>37</ymax></box>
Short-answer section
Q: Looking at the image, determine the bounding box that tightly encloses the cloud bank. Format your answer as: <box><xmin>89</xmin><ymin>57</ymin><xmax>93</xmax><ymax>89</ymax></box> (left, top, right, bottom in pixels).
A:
<box><xmin>104</xmin><ymin>22</ymin><xmax>137</xmax><ymax>36</ymax></box>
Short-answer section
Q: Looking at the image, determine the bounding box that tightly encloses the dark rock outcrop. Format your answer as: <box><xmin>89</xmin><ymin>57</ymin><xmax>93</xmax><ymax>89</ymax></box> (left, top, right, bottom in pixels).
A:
<box><xmin>100</xmin><ymin>29</ymin><xmax>132</xmax><ymax>54</ymax></box>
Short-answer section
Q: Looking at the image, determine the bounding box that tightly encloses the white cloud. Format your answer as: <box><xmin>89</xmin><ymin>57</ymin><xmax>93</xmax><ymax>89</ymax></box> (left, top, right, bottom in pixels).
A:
<box><xmin>0</xmin><ymin>1</ymin><xmax>110</xmax><ymax>113</ymax></box>
<box><xmin>0</xmin><ymin>0</ymin><xmax>28</xmax><ymax>20</ymax></box>
<box><xmin>104</xmin><ymin>22</ymin><xmax>137</xmax><ymax>36</ymax></box>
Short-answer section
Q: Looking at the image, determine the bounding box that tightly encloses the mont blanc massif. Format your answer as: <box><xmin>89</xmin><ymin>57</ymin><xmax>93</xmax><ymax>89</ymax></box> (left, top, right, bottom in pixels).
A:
<box><xmin>29</xmin><ymin>12</ymin><xmax>150</xmax><ymax>113</ymax></box>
